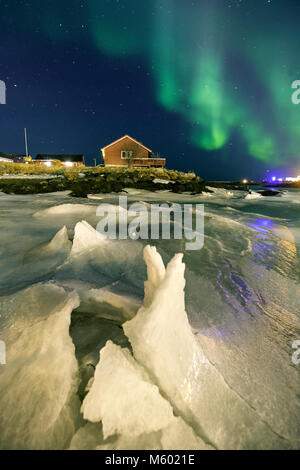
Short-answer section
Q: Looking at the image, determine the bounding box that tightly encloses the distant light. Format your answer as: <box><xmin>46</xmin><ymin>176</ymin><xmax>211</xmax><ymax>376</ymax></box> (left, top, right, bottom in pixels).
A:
<box><xmin>65</xmin><ymin>162</ymin><xmax>73</xmax><ymax>167</ymax></box>
<box><xmin>285</xmin><ymin>175</ymin><xmax>300</xmax><ymax>182</ymax></box>
<box><xmin>242</xmin><ymin>179</ymin><xmax>248</xmax><ymax>184</ymax></box>
<box><xmin>278</xmin><ymin>178</ymin><xmax>283</xmax><ymax>182</ymax></box>
<box><xmin>271</xmin><ymin>176</ymin><xmax>277</xmax><ymax>182</ymax></box>
<box><xmin>45</xmin><ymin>161</ymin><xmax>52</xmax><ymax>167</ymax></box>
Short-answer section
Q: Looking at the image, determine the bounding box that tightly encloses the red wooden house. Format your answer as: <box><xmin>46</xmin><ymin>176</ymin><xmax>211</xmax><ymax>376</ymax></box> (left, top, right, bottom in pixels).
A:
<box><xmin>101</xmin><ymin>135</ymin><xmax>166</xmax><ymax>168</ymax></box>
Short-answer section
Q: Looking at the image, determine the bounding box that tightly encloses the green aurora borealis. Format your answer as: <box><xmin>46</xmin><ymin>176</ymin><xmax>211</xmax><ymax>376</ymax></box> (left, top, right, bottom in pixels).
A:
<box><xmin>85</xmin><ymin>0</ymin><xmax>300</xmax><ymax>166</ymax></box>
<box><xmin>2</xmin><ymin>0</ymin><xmax>300</xmax><ymax>176</ymax></box>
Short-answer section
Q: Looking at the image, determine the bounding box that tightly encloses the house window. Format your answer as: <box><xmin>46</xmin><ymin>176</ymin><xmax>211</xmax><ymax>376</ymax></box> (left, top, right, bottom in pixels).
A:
<box><xmin>121</xmin><ymin>151</ymin><xmax>133</xmax><ymax>159</ymax></box>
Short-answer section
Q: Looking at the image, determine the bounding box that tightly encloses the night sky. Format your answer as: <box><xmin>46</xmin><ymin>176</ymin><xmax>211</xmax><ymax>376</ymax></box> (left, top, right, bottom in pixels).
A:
<box><xmin>1</xmin><ymin>0</ymin><xmax>300</xmax><ymax>180</ymax></box>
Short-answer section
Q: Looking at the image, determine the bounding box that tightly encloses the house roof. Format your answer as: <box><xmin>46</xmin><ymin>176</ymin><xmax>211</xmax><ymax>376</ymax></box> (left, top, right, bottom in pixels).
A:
<box><xmin>35</xmin><ymin>154</ymin><xmax>84</xmax><ymax>162</ymax></box>
<box><xmin>101</xmin><ymin>135</ymin><xmax>152</xmax><ymax>153</ymax></box>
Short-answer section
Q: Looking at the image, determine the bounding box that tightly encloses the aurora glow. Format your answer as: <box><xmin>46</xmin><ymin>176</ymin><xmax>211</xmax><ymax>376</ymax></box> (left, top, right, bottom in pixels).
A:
<box><xmin>1</xmin><ymin>0</ymin><xmax>300</xmax><ymax>178</ymax></box>
<box><xmin>88</xmin><ymin>0</ymin><xmax>300</xmax><ymax>165</ymax></box>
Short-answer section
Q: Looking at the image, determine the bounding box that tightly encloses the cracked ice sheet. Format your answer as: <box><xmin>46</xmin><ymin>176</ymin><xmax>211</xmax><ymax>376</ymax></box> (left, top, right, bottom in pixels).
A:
<box><xmin>72</xmin><ymin>341</ymin><xmax>211</xmax><ymax>450</ymax></box>
<box><xmin>54</xmin><ymin>220</ymin><xmax>147</xmax><ymax>300</ymax></box>
<box><xmin>182</xmin><ymin>254</ymin><xmax>300</xmax><ymax>446</ymax></box>
<box><xmin>123</xmin><ymin>246</ymin><xmax>296</xmax><ymax>450</ymax></box>
<box><xmin>0</xmin><ymin>225</ymin><xmax>72</xmax><ymax>296</ymax></box>
<box><xmin>0</xmin><ymin>191</ymin><xmax>300</xmax><ymax>450</ymax></box>
<box><xmin>0</xmin><ymin>283</ymin><xmax>81</xmax><ymax>449</ymax></box>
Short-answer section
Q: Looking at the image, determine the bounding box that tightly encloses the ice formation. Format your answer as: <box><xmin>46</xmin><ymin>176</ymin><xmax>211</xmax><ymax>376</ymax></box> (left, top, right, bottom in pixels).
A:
<box><xmin>245</xmin><ymin>192</ymin><xmax>262</xmax><ymax>200</ymax></box>
<box><xmin>23</xmin><ymin>225</ymin><xmax>72</xmax><ymax>265</ymax></box>
<box><xmin>33</xmin><ymin>203</ymin><xmax>96</xmax><ymax>218</ymax></box>
<box><xmin>95</xmin><ymin>416</ymin><xmax>210</xmax><ymax>451</ymax></box>
<box><xmin>61</xmin><ymin>280</ymin><xmax>140</xmax><ymax>321</ymax></box>
<box><xmin>81</xmin><ymin>341</ymin><xmax>174</xmax><ymax>438</ymax></box>
<box><xmin>123</xmin><ymin>246</ymin><xmax>290</xmax><ymax>449</ymax></box>
<box><xmin>59</xmin><ymin>220</ymin><xmax>145</xmax><ymax>297</ymax></box>
<box><xmin>0</xmin><ymin>239</ymin><xmax>292</xmax><ymax>450</ymax></box>
<box><xmin>79</xmin><ymin>340</ymin><xmax>210</xmax><ymax>450</ymax></box>
<box><xmin>71</xmin><ymin>220</ymin><xmax>105</xmax><ymax>256</ymax></box>
<box><xmin>206</xmin><ymin>187</ymin><xmax>236</xmax><ymax>198</ymax></box>
<box><xmin>72</xmin><ymin>244</ymin><xmax>292</xmax><ymax>450</ymax></box>
<box><xmin>1</xmin><ymin>187</ymin><xmax>300</xmax><ymax>450</ymax></box>
<box><xmin>0</xmin><ymin>283</ymin><xmax>80</xmax><ymax>449</ymax></box>
<box><xmin>45</xmin><ymin>225</ymin><xmax>72</xmax><ymax>252</ymax></box>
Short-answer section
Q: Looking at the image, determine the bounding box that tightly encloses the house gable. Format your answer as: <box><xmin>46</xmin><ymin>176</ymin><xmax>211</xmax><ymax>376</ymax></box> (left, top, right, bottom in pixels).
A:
<box><xmin>101</xmin><ymin>135</ymin><xmax>152</xmax><ymax>153</ymax></box>
<box><xmin>101</xmin><ymin>135</ymin><xmax>166</xmax><ymax>168</ymax></box>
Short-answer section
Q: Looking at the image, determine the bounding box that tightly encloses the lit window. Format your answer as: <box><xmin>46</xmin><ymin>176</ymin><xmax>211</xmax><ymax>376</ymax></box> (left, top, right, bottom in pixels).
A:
<box><xmin>121</xmin><ymin>151</ymin><xmax>134</xmax><ymax>159</ymax></box>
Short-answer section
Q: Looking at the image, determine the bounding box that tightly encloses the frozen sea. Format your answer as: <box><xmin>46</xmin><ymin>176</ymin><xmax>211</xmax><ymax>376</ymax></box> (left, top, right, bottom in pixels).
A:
<box><xmin>0</xmin><ymin>187</ymin><xmax>299</xmax><ymax>450</ymax></box>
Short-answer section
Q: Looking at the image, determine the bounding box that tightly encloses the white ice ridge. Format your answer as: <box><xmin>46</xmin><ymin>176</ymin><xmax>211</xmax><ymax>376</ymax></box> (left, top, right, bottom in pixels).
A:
<box><xmin>48</xmin><ymin>225</ymin><xmax>71</xmax><ymax>250</ymax></box>
<box><xmin>123</xmin><ymin>246</ymin><xmax>289</xmax><ymax>450</ymax></box>
<box><xmin>143</xmin><ymin>244</ymin><xmax>166</xmax><ymax>308</ymax></box>
<box><xmin>205</xmin><ymin>187</ymin><xmax>236</xmax><ymax>198</ymax></box>
<box><xmin>245</xmin><ymin>191</ymin><xmax>262</xmax><ymax>200</ymax></box>
<box><xmin>71</xmin><ymin>220</ymin><xmax>105</xmax><ymax>256</ymax></box>
<box><xmin>79</xmin><ymin>341</ymin><xmax>210</xmax><ymax>450</ymax></box>
<box><xmin>24</xmin><ymin>226</ymin><xmax>72</xmax><ymax>265</ymax></box>
<box><xmin>81</xmin><ymin>341</ymin><xmax>174</xmax><ymax>438</ymax></box>
<box><xmin>0</xmin><ymin>284</ymin><xmax>80</xmax><ymax>450</ymax></box>
<box><xmin>33</xmin><ymin>203</ymin><xmax>96</xmax><ymax>218</ymax></box>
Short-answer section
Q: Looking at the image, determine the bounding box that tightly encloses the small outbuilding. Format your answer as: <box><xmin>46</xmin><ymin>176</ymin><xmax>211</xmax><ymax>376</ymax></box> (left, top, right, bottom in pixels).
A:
<box><xmin>0</xmin><ymin>153</ymin><xmax>32</xmax><ymax>163</ymax></box>
<box><xmin>34</xmin><ymin>154</ymin><xmax>85</xmax><ymax>167</ymax></box>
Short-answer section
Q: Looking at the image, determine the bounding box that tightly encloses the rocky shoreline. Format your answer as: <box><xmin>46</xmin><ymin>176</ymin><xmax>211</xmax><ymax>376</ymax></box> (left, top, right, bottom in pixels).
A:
<box><xmin>0</xmin><ymin>166</ymin><xmax>251</xmax><ymax>197</ymax></box>
<box><xmin>1</xmin><ymin>164</ymin><xmax>293</xmax><ymax>197</ymax></box>
<box><xmin>0</xmin><ymin>168</ymin><xmax>206</xmax><ymax>197</ymax></box>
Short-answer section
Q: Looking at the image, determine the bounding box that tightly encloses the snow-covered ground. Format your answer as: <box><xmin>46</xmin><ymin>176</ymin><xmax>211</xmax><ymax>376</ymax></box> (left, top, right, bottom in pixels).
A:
<box><xmin>0</xmin><ymin>188</ymin><xmax>299</xmax><ymax>449</ymax></box>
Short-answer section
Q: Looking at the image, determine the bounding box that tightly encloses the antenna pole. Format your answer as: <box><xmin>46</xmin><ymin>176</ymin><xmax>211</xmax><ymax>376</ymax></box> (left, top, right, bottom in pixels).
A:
<box><xmin>24</xmin><ymin>128</ymin><xmax>29</xmax><ymax>157</ymax></box>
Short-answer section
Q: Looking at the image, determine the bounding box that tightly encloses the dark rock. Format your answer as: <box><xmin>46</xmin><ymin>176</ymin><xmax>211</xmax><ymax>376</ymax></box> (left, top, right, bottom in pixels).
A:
<box><xmin>257</xmin><ymin>189</ymin><xmax>282</xmax><ymax>197</ymax></box>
